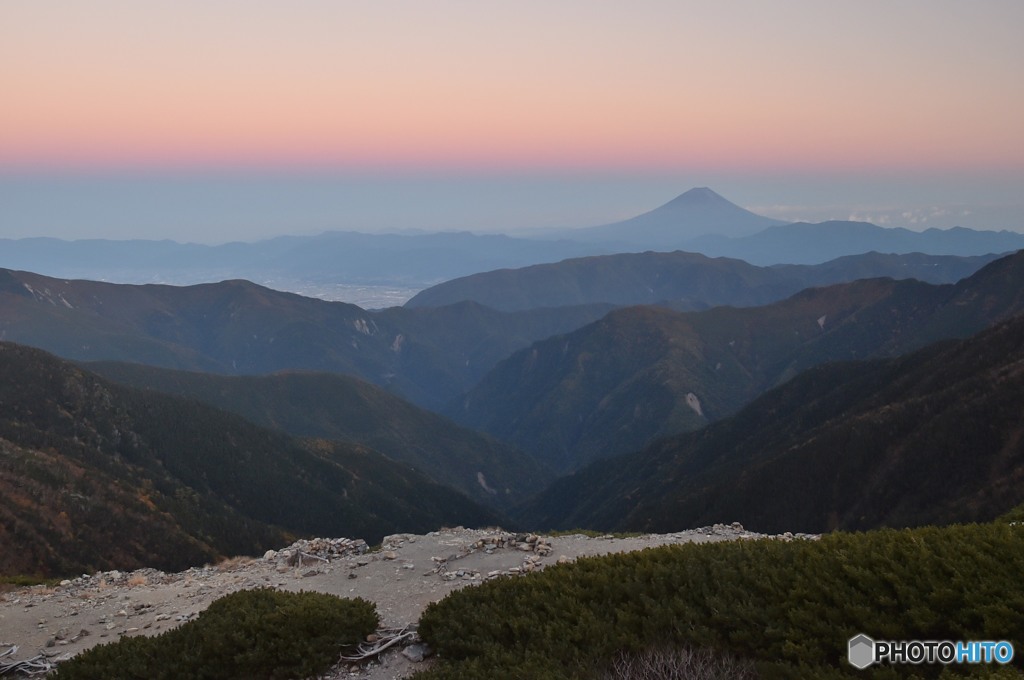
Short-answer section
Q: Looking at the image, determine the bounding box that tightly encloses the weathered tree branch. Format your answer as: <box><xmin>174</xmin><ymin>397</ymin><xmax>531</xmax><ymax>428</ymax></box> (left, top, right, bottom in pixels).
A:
<box><xmin>338</xmin><ymin>626</ymin><xmax>418</xmax><ymax>662</ymax></box>
<box><xmin>1</xmin><ymin>645</ymin><xmax>60</xmax><ymax>677</ymax></box>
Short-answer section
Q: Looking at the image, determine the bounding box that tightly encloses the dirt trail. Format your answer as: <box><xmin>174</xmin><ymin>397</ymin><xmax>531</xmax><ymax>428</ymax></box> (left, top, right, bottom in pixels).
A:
<box><xmin>0</xmin><ymin>524</ymin><xmax>809</xmax><ymax>679</ymax></box>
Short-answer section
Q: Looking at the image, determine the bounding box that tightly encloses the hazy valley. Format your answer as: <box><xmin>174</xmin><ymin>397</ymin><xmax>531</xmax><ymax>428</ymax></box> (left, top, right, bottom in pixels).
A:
<box><xmin>3</xmin><ymin>189</ymin><xmax>1024</xmax><ymax>566</ymax></box>
<box><xmin>3</xmin><ymin>188</ymin><xmax>1022</xmax><ymax>306</ymax></box>
<box><xmin>3</xmin><ymin>188</ymin><xmax>1024</xmax><ymax>678</ymax></box>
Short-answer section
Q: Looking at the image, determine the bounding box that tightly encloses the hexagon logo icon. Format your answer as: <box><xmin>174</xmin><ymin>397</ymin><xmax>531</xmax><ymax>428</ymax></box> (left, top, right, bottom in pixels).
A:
<box><xmin>848</xmin><ymin>634</ymin><xmax>875</xmax><ymax>669</ymax></box>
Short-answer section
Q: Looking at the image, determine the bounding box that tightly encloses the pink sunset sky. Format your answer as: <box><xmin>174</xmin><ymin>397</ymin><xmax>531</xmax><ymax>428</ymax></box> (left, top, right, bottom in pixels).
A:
<box><xmin>2</xmin><ymin>1</ymin><xmax>1023</xmax><ymax>241</ymax></box>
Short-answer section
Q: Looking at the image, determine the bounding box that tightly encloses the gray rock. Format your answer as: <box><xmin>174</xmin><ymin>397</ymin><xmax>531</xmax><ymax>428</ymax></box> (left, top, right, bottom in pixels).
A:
<box><xmin>401</xmin><ymin>643</ymin><xmax>432</xmax><ymax>662</ymax></box>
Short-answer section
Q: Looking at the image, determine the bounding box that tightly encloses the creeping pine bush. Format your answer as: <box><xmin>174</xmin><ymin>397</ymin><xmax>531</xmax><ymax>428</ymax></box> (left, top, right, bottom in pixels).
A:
<box><xmin>415</xmin><ymin>523</ymin><xmax>1024</xmax><ymax>679</ymax></box>
<box><xmin>54</xmin><ymin>588</ymin><xmax>379</xmax><ymax>680</ymax></box>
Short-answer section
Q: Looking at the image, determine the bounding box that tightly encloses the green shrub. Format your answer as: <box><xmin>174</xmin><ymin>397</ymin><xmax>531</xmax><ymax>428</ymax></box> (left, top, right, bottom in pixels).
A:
<box><xmin>416</xmin><ymin>523</ymin><xmax>1024</xmax><ymax>679</ymax></box>
<box><xmin>0</xmin><ymin>574</ymin><xmax>58</xmax><ymax>588</ymax></box>
<box><xmin>998</xmin><ymin>502</ymin><xmax>1024</xmax><ymax>524</ymax></box>
<box><xmin>54</xmin><ymin>588</ymin><xmax>378</xmax><ymax>680</ymax></box>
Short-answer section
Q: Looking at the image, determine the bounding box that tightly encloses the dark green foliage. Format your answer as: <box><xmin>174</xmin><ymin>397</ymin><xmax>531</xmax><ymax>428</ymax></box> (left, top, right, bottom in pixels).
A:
<box><xmin>53</xmin><ymin>589</ymin><xmax>379</xmax><ymax>680</ymax></box>
<box><xmin>415</xmin><ymin>523</ymin><xmax>1024</xmax><ymax>679</ymax></box>
<box><xmin>999</xmin><ymin>503</ymin><xmax>1024</xmax><ymax>524</ymax></box>
<box><xmin>0</xmin><ymin>574</ymin><xmax>58</xmax><ymax>588</ymax></box>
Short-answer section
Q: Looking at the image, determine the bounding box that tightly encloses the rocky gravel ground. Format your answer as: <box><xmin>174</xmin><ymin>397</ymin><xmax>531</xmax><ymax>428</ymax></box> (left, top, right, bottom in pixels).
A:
<box><xmin>0</xmin><ymin>524</ymin><xmax>815</xmax><ymax>679</ymax></box>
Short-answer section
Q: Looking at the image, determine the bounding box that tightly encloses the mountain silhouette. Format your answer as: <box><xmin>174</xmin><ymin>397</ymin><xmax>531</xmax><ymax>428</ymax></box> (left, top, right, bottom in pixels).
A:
<box><xmin>405</xmin><ymin>250</ymin><xmax>997</xmax><ymax>311</ymax></box>
<box><xmin>556</xmin><ymin>187</ymin><xmax>784</xmax><ymax>248</ymax></box>
<box><xmin>0</xmin><ymin>269</ymin><xmax>611</xmax><ymax>410</ymax></box>
<box><xmin>687</xmin><ymin>221</ymin><xmax>1024</xmax><ymax>265</ymax></box>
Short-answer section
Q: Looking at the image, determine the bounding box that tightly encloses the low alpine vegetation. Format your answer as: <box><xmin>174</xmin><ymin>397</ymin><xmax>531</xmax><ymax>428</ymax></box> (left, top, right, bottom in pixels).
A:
<box><xmin>416</xmin><ymin>522</ymin><xmax>1024</xmax><ymax>679</ymax></box>
<box><xmin>53</xmin><ymin>588</ymin><xmax>378</xmax><ymax>680</ymax></box>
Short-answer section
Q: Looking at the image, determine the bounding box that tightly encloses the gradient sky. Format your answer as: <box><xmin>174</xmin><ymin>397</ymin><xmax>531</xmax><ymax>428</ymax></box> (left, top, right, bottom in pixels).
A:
<box><xmin>2</xmin><ymin>1</ymin><xmax>1023</xmax><ymax>241</ymax></box>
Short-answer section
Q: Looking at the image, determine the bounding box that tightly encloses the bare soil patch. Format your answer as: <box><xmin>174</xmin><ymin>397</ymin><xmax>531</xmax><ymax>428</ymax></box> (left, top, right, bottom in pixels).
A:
<box><xmin>1</xmin><ymin>524</ymin><xmax>810</xmax><ymax>678</ymax></box>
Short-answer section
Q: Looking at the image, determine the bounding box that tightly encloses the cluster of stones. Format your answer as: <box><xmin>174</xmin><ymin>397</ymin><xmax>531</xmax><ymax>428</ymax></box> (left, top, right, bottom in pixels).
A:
<box><xmin>472</xmin><ymin>532</ymin><xmax>554</xmax><ymax>556</ymax></box>
<box><xmin>483</xmin><ymin>553</ymin><xmax>551</xmax><ymax>580</ymax></box>
<box><xmin>380</xmin><ymin>533</ymin><xmax>419</xmax><ymax>551</ymax></box>
<box><xmin>775</xmin><ymin>531</ymin><xmax>820</xmax><ymax>542</ymax></box>
<box><xmin>671</xmin><ymin>522</ymin><xmax>818</xmax><ymax>542</ymax></box>
<box><xmin>429</xmin><ymin>531</ymin><xmax>560</xmax><ymax>582</ymax></box>
<box><xmin>378</xmin><ymin>533</ymin><xmax>420</xmax><ymax>565</ymax></box>
<box><xmin>436</xmin><ymin>565</ymin><xmax>482</xmax><ymax>582</ymax></box>
<box><xmin>692</xmin><ymin>522</ymin><xmax>753</xmax><ymax>536</ymax></box>
<box><xmin>54</xmin><ymin>567</ymin><xmax>171</xmax><ymax>596</ymax></box>
<box><xmin>263</xmin><ymin>537</ymin><xmax>369</xmax><ymax>568</ymax></box>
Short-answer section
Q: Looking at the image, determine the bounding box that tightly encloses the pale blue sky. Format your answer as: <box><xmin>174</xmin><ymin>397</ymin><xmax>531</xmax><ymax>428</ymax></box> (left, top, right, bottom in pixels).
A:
<box><xmin>2</xmin><ymin>1</ymin><xmax>1023</xmax><ymax>242</ymax></box>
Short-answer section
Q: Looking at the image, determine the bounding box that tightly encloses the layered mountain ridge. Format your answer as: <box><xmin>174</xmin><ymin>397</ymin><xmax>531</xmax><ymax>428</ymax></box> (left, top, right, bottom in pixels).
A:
<box><xmin>450</xmin><ymin>250</ymin><xmax>1024</xmax><ymax>472</ymax></box>
<box><xmin>406</xmin><ymin>250</ymin><xmax>999</xmax><ymax>311</ymax></box>
<box><xmin>0</xmin><ymin>269</ymin><xmax>612</xmax><ymax>410</ymax></box>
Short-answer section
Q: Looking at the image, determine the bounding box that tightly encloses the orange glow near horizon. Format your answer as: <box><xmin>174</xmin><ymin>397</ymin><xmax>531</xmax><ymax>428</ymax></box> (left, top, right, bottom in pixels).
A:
<box><xmin>2</xmin><ymin>2</ymin><xmax>1023</xmax><ymax>175</ymax></box>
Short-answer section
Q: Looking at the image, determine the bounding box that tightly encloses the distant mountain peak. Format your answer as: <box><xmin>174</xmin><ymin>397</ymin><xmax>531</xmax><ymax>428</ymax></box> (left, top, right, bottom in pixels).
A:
<box><xmin>593</xmin><ymin>186</ymin><xmax>782</xmax><ymax>243</ymax></box>
<box><xmin>523</xmin><ymin>187</ymin><xmax>783</xmax><ymax>247</ymax></box>
<box><xmin>662</xmin><ymin>187</ymin><xmax>730</xmax><ymax>208</ymax></box>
